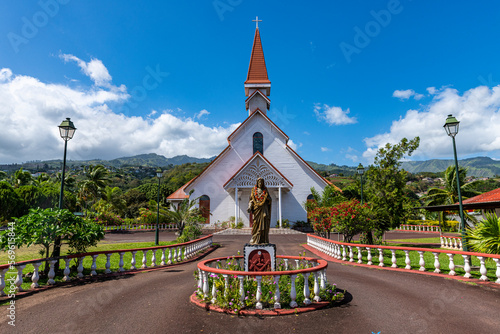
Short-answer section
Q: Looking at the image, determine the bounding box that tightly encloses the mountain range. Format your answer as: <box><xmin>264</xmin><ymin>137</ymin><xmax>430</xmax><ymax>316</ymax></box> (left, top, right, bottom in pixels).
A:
<box><xmin>3</xmin><ymin>154</ymin><xmax>500</xmax><ymax>177</ymax></box>
<box><xmin>401</xmin><ymin>157</ymin><xmax>500</xmax><ymax>178</ymax></box>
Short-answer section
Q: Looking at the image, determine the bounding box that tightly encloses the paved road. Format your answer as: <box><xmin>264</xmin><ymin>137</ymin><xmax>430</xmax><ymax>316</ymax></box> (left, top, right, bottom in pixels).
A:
<box><xmin>3</xmin><ymin>234</ymin><xmax>500</xmax><ymax>334</ymax></box>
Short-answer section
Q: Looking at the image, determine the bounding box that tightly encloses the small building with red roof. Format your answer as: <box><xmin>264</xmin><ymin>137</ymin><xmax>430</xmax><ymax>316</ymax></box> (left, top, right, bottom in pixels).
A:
<box><xmin>168</xmin><ymin>21</ymin><xmax>336</xmax><ymax>227</ymax></box>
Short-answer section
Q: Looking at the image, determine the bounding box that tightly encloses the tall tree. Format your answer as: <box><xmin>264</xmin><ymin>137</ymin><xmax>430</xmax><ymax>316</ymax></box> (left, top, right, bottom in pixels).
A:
<box><xmin>78</xmin><ymin>165</ymin><xmax>110</xmax><ymax>213</ymax></box>
<box><xmin>0</xmin><ymin>181</ymin><xmax>26</xmax><ymax>221</ymax></box>
<box><xmin>422</xmin><ymin>165</ymin><xmax>480</xmax><ymax>226</ymax></box>
<box><xmin>13</xmin><ymin>168</ymin><xmax>32</xmax><ymax>188</ymax></box>
<box><xmin>365</xmin><ymin>137</ymin><xmax>420</xmax><ymax>241</ymax></box>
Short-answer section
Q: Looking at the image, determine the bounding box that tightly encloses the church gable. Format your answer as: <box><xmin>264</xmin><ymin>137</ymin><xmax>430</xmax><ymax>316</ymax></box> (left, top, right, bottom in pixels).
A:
<box><xmin>228</xmin><ymin>109</ymin><xmax>288</xmax><ymax>147</ymax></box>
<box><xmin>224</xmin><ymin>152</ymin><xmax>293</xmax><ymax>189</ymax></box>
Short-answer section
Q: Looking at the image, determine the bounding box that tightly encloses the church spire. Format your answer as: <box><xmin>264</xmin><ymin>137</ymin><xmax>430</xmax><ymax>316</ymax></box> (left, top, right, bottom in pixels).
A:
<box><xmin>245</xmin><ymin>17</ymin><xmax>271</xmax><ymax>114</ymax></box>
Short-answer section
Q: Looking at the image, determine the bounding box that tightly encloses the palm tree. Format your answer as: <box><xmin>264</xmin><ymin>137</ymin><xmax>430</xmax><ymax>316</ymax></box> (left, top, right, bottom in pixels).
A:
<box><xmin>467</xmin><ymin>214</ymin><xmax>500</xmax><ymax>254</ymax></box>
<box><xmin>78</xmin><ymin>165</ymin><xmax>110</xmax><ymax>213</ymax></box>
<box><xmin>422</xmin><ymin>166</ymin><xmax>480</xmax><ymax>228</ymax></box>
<box><xmin>52</xmin><ymin>172</ymin><xmax>76</xmax><ymax>192</ymax></box>
<box><xmin>12</xmin><ymin>168</ymin><xmax>32</xmax><ymax>188</ymax></box>
<box><xmin>100</xmin><ymin>186</ymin><xmax>126</xmax><ymax>215</ymax></box>
<box><xmin>160</xmin><ymin>190</ymin><xmax>204</xmax><ymax>236</ymax></box>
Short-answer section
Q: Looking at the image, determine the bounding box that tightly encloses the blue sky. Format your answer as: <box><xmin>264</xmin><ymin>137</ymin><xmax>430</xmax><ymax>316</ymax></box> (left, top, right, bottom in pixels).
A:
<box><xmin>2</xmin><ymin>1</ymin><xmax>500</xmax><ymax>167</ymax></box>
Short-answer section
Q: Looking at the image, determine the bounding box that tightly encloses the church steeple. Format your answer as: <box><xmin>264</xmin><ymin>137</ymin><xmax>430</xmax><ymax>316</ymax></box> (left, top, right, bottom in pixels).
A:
<box><xmin>245</xmin><ymin>18</ymin><xmax>271</xmax><ymax>115</ymax></box>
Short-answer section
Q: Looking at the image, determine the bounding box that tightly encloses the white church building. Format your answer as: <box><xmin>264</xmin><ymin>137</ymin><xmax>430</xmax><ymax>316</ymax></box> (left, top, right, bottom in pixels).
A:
<box><xmin>167</xmin><ymin>25</ymin><xmax>334</xmax><ymax>228</ymax></box>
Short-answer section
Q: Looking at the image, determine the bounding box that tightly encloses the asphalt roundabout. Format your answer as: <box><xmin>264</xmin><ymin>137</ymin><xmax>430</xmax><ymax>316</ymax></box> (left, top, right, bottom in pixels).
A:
<box><xmin>5</xmin><ymin>232</ymin><xmax>500</xmax><ymax>334</ymax></box>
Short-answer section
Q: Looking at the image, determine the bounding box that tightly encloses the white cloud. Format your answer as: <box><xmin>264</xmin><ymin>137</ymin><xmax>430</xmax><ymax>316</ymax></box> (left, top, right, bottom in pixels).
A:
<box><xmin>314</xmin><ymin>104</ymin><xmax>357</xmax><ymax>125</ymax></box>
<box><xmin>60</xmin><ymin>53</ymin><xmax>113</xmax><ymax>87</ymax></box>
<box><xmin>427</xmin><ymin>87</ymin><xmax>437</xmax><ymax>95</ymax></box>
<box><xmin>0</xmin><ymin>68</ymin><xmax>13</xmax><ymax>82</ymax></box>
<box><xmin>363</xmin><ymin>84</ymin><xmax>500</xmax><ymax>162</ymax></box>
<box><xmin>345</xmin><ymin>154</ymin><xmax>358</xmax><ymax>162</ymax></box>
<box><xmin>0</xmin><ymin>66</ymin><xmax>239</xmax><ymax>163</ymax></box>
<box><xmin>393</xmin><ymin>89</ymin><xmax>424</xmax><ymax>100</ymax></box>
<box><xmin>321</xmin><ymin>147</ymin><xmax>330</xmax><ymax>152</ymax></box>
<box><xmin>288</xmin><ymin>140</ymin><xmax>302</xmax><ymax>151</ymax></box>
<box><xmin>195</xmin><ymin>109</ymin><xmax>210</xmax><ymax>119</ymax></box>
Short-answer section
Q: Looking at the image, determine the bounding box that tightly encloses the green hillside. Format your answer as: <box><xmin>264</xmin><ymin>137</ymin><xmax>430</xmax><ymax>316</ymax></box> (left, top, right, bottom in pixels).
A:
<box><xmin>401</xmin><ymin>157</ymin><xmax>500</xmax><ymax>177</ymax></box>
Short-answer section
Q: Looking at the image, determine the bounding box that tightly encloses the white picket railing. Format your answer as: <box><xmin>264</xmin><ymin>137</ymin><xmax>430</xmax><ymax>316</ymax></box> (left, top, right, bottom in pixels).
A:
<box><xmin>197</xmin><ymin>255</ymin><xmax>328</xmax><ymax>310</ymax></box>
<box><xmin>0</xmin><ymin>235</ymin><xmax>213</xmax><ymax>296</ymax></box>
<box><xmin>396</xmin><ymin>224</ymin><xmax>440</xmax><ymax>233</ymax></box>
<box><xmin>440</xmin><ymin>236</ymin><xmax>463</xmax><ymax>250</ymax></box>
<box><xmin>307</xmin><ymin>234</ymin><xmax>500</xmax><ymax>283</ymax></box>
<box><xmin>103</xmin><ymin>223</ymin><xmax>178</xmax><ymax>232</ymax></box>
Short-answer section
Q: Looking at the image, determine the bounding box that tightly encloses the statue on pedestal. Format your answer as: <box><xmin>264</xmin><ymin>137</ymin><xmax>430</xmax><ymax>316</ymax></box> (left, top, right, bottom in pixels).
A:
<box><xmin>247</xmin><ymin>177</ymin><xmax>272</xmax><ymax>244</ymax></box>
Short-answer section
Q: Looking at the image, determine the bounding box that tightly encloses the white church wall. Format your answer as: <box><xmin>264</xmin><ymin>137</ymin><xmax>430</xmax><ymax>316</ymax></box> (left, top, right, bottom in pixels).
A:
<box><xmin>185</xmin><ymin>112</ymin><xmax>328</xmax><ymax>227</ymax></box>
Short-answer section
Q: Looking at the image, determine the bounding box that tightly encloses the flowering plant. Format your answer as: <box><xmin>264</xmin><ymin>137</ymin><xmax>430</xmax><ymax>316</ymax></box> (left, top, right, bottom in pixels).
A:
<box><xmin>193</xmin><ymin>255</ymin><xmax>344</xmax><ymax>313</ymax></box>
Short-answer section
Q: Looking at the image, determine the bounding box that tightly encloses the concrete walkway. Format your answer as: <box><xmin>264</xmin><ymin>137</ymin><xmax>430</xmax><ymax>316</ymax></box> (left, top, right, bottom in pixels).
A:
<box><xmin>3</xmin><ymin>234</ymin><xmax>500</xmax><ymax>333</ymax></box>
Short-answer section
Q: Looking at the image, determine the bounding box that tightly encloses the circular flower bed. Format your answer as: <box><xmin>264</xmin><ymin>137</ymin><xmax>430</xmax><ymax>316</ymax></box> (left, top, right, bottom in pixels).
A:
<box><xmin>193</xmin><ymin>254</ymin><xmax>344</xmax><ymax>315</ymax></box>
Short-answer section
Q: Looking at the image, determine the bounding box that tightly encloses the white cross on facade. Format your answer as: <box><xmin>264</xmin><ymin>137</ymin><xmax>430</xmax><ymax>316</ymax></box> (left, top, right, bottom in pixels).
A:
<box><xmin>252</xmin><ymin>16</ymin><xmax>262</xmax><ymax>29</ymax></box>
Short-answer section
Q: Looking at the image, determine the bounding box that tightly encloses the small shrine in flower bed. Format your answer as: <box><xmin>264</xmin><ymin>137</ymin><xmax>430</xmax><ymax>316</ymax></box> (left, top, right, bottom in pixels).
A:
<box><xmin>191</xmin><ymin>254</ymin><xmax>344</xmax><ymax>315</ymax></box>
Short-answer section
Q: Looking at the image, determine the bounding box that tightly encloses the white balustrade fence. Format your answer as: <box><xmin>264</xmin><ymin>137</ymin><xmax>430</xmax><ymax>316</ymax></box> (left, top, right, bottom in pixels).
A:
<box><xmin>0</xmin><ymin>235</ymin><xmax>213</xmax><ymax>296</ymax></box>
<box><xmin>396</xmin><ymin>224</ymin><xmax>440</xmax><ymax>233</ymax></box>
<box><xmin>103</xmin><ymin>224</ymin><xmax>178</xmax><ymax>232</ymax></box>
<box><xmin>196</xmin><ymin>255</ymin><xmax>329</xmax><ymax>310</ymax></box>
<box><xmin>440</xmin><ymin>236</ymin><xmax>463</xmax><ymax>250</ymax></box>
<box><xmin>307</xmin><ymin>234</ymin><xmax>500</xmax><ymax>284</ymax></box>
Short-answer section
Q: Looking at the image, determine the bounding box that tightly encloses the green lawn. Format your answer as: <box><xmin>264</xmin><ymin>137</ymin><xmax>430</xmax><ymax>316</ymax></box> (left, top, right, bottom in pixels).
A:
<box><xmin>388</xmin><ymin>237</ymin><xmax>441</xmax><ymax>244</ymax></box>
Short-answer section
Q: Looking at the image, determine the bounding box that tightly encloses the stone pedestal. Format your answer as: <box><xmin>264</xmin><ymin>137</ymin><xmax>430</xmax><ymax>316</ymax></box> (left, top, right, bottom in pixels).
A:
<box><xmin>244</xmin><ymin>243</ymin><xmax>276</xmax><ymax>272</ymax></box>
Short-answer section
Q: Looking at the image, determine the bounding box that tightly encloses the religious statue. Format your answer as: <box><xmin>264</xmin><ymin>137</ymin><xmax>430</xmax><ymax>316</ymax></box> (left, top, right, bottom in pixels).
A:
<box><xmin>247</xmin><ymin>177</ymin><xmax>272</xmax><ymax>244</ymax></box>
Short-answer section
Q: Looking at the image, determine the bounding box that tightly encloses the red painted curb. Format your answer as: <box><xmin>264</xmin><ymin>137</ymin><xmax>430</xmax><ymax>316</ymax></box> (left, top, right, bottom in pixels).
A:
<box><xmin>302</xmin><ymin>244</ymin><xmax>500</xmax><ymax>290</ymax></box>
<box><xmin>190</xmin><ymin>292</ymin><xmax>330</xmax><ymax>316</ymax></box>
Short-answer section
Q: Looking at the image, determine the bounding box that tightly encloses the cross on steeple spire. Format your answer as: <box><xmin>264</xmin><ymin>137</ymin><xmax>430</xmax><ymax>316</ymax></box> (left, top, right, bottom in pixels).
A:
<box><xmin>252</xmin><ymin>16</ymin><xmax>262</xmax><ymax>29</ymax></box>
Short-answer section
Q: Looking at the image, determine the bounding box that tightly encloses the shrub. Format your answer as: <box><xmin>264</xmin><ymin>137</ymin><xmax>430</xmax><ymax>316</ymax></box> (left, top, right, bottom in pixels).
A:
<box><xmin>277</xmin><ymin>219</ymin><xmax>290</xmax><ymax>228</ymax></box>
<box><xmin>177</xmin><ymin>223</ymin><xmax>202</xmax><ymax>243</ymax></box>
<box><xmin>467</xmin><ymin>214</ymin><xmax>500</xmax><ymax>254</ymax></box>
<box><xmin>92</xmin><ymin>211</ymin><xmax>124</xmax><ymax>226</ymax></box>
<box><xmin>139</xmin><ymin>207</ymin><xmax>172</xmax><ymax>225</ymax></box>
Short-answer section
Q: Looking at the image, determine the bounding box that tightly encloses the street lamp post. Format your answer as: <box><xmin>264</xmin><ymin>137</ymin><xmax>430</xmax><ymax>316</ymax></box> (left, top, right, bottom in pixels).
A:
<box><xmin>443</xmin><ymin>114</ymin><xmax>468</xmax><ymax>251</ymax></box>
<box><xmin>58</xmin><ymin>118</ymin><xmax>76</xmax><ymax>210</ymax></box>
<box><xmin>155</xmin><ymin>168</ymin><xmax>162</xmax><ymax>246</ymax></box>
<box><xmin>357</xmin><ymin>163</ymin><xmax>365</xmax><ymax>204</ymax></box>
<box><xmin>55</xmin><ymin>118</ymin><xmax>76</xmax><ymax>262</ymax></box>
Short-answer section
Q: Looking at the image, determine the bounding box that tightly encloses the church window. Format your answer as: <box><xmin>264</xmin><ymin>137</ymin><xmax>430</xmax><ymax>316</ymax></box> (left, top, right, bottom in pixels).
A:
<box><xmin>199</xmin><ymin>195</ymin><xmax>210</xmax><ymax>224</ymax></box>
<box><xmin>253</xmin><ymin>132</ymin><xmax>263</xmax><ymax>155</ymax></box>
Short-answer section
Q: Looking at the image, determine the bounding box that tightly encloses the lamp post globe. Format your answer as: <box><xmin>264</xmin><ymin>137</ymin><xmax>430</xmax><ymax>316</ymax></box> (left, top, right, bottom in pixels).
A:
<box><xmin>155</xmin><ymin>168</ymin><xmax>162</xmax><ymax>245</ymax></box>
<box><xmin>357</xmin><ymin>163</ymin><xmax>365</xmax><ymax>204</ymax></box>
<box><xmin>443</xmin><ymin>114</ymin><xmax>467</xmax><ymax>251</ymax></box>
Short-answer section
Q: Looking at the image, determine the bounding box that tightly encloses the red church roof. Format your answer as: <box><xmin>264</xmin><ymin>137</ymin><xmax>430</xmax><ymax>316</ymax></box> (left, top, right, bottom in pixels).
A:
<box><xmin>244</xmin><ymin>28</ymin><xmax>270</xmax><ymax>84</ymax></box>
<box><xmin>462</xmin><ymin>187</ymin><xmax>500</xmax><ymax>204</ymax></box>
<box><xmin>166</xmin><ymin>181</ymin><xmax>190</xmax><ymax>200</ymax></box>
